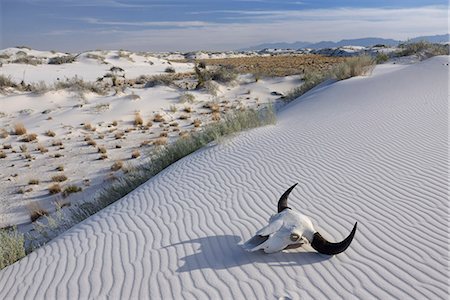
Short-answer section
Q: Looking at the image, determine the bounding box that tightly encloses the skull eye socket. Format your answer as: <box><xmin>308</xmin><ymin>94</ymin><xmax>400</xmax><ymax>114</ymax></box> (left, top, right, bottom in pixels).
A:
<box><xmin>290</xmin><ymin>233</ymin><xmax>300</xmax><ymax>242</ymax></box>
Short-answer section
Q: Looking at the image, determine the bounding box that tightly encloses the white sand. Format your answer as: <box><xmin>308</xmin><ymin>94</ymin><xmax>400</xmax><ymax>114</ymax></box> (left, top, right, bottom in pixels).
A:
<box><xmin>0</xmin><ymin>49</ymin><xmax>299</xmax><ymax>228</ymax></box>
<box><xmin>0</xmin><ymin>56</ymin><xmax>448</xmax><ymax>299</ymax></box>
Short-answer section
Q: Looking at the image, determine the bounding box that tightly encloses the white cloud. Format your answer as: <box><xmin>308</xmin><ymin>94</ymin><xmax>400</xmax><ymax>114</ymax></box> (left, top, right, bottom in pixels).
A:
<box><xmin>41</xmin><ymin>6</ymin><xmax>449</xmax><ymax>51</ymax></box>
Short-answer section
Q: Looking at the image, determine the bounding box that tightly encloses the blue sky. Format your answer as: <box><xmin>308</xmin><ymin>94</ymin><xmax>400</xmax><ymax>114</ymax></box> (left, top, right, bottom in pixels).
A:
<box><xmin>1</xmin><ymin>0</ymin><xmax>448</xmax><ymax>52</ymax></box>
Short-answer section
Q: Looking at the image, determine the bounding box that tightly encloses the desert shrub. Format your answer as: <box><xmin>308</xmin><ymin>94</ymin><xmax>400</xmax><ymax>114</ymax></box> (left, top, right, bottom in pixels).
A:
<box><xmin>153</xmin><ymin>137</ymin><xmax>168</xmax><ymax>146</ymax></box>
<box><xmin>209</xmin><ymin>65</ymin><xmax>238</xmax><ymax>83</ymax></box>
<box><xmin>48</xmin><ymin>183</ymin><xmax>62</xmax><ymax>194</ymax></box>
<box><xmin>203</xmin><ymin>101</ymin><xmax>220</xmax><ymax>113</ymax></box>
<box><xmin>36</xmin><ymin>143</ymin><xmax>48</xmax><ymax>153</ymax></box>
<box><xmin>22</xmin><ymin>133</ymin><xmax>37</xmax><ymax>142</ymax></box>
<box><xmin>63</xmin><ymin>185</ymin><xmax>82</xmax><ymax>196</ymax></box>
<box><xmin>111</xmin><ymin>160</ymin><xmax>124</xmax><ymax>171</ymax></box>
<box><xmin>204</xmin><ymin>80</ymin><xmax>219</xmax><ymax>96</ymax></box>
<box><xmin>0</xmin><ymin>150</ymin><xmax>6</xmax><ymax>158</ymax></box>
<box><xmin>52</xmin><ymin>174</ymin><xmax>68</xmax><ymax>182</ymax></box>
<box><xmin>193</xmin><ymin>119</ymin><xmax>202</xmax><ymax>127</ymax></box>
<box><xmin>45</xmin><ymin>130</ymin><xmax>56</xmax><ymax>137</ymax></box>
<box><xmin>51</xmin><ymin>140</ymin><xmax>63</xmax><ymax>147</ymax></box>
<box><xmin>0</xmin><ymin>129</ymin><xmax>9</xmax><ymax>138</ymax></box>
<box><xmin>97</xmin><ymin>146</ymin><xmax>107</xmax><ymax>154</ymax></box>
<box><xmin>131</xmin><ymin>150</ymin><xmax>141</xmax><ymax>158</ymax></box>
<box><xmin>375</xmin><ymin>53</ymin><xmax>389</xmax><ymax>64</ymax></box>
<box><xmin>165</xmin><ymin>66</ymin><xmax>176</xmax><ymax>73</ymax></box>
<box><xmin>28</xmin><ymin>179</ymin><xmax>39</xmax><ymax>185</ymax></box>
<box><xmin>83</xmin><ymin>123</ymin><xmax>96</xmax><ymax>131</ymax></box>
<box><xmin>12</xmin><ymin>56</ymin><xmax>42</xmax><ymax>65</ymax></box>
<box><xmin>27</xmin><ymin>202</ymin><xmax>48</xmax><ymax>222</ymax></box>
<box><xmin>48</xmin><ymin>55</ymin><xmax>76</xmax><ymax>65</ymax></box>
<box><xmin>54</xmin><ymin>76</ymin><xmax>107</xmax><ymax>96</ymax></box>
<box><xmin>144</xmin><ymin>74</ymin><xmax>174</xmax><ymax>87</ymax></box>
<box><xmin>398</xmin><ymin>41</ymin><xmax>449</xmax><ymax>58</ymax></box>
<box><xmin>134</xmin><ymin>112</ymin><xmax>143</xmax><ymax>126</ymax></box>
<box><xmin>0</xmin><ymin>227</ymin><xmax>25</xmax><ymax>270</ymax></box>
<box><xmin>331</xmin><ymin>55</ymin><xmax>375</xmax><ymax>80</ymax></box>
<box><xmin>179</xmin><ymin>92</ymin><xmax>196</xmax><ymax>103</ymax></box>
<box><xmin>153</xmin><ymin>114</ymin><xmax>165</xmax><ymax>122</ymax></box>
<box><xmin>13</xmin><ymin>123</ymin><xmax>27</xmax><ymax>135</ymax></box>
<box><xmin>0</xmin><ymin>75</ymin><xmax>17</xmax><ymax>91</ymax></box>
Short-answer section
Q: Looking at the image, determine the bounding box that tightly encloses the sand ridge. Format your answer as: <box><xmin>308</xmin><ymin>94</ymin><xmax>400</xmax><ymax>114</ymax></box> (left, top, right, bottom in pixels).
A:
<box><xmin>0</xmin><ymin>56</ymin><xmax>448</xmax><ymax>299</ymax></box>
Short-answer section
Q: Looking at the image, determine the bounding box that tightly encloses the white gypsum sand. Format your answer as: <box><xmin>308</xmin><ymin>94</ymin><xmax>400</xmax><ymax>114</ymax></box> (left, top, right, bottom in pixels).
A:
<box><xmin>0</xmin><ymin>56</ymin><xmax>448</xmax><ymax>299</ymax></box>
<box><xmin>0</xmin><ymin>48</ymin><xmax>299</xmax><ymax>228</ymax></box>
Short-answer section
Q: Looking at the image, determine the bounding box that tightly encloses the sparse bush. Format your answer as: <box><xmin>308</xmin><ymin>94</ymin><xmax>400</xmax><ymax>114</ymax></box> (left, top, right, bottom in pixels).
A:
<box><xmin>22</xmin><ymin>133</ymin><xmax>37</xmax><ymax>142</ymax></box>
<box><xmin>28</xmin><ymin>179</ymin><xmax>39</xmax><ymax>185</ymax></box>
<box><xmin>19</xmin><ymin>145</ymin><xmax>28</xmax><ymax>153</ymax></box>
<box><xmin>51</xmin><ymin>140</ymin><xmax>63</xmax><ymax>147</ymax></box>
<box><xmin>63</xmin><ymin>185</ymin><xmax>82</xmax><ymax>196</ymax></box>
<box><xmin>0</xmin><ymin>227</ymin><xmax>25</xmax><ymax>270</ymax></box>
<box><xmin>179</xmin><ymin>92</ymin><xmax>196</xmax><ymax>104</ymax></box>
<box><xmin>153</xmin><ymin>137</ymin><xmax>168</xmax><ymax>146</ymax></box>
<box><xmin>0</xmin><ymin>75</ymin><xmax>17</xmax><ymax>92</ymax></box>
<box><xmin>111</xmin><ymin>160</ymin><xmax>124</xmax><ymax>171</ymax></box>
<box><xmin>169</xmin><ymin>105</ymin><xmax>177</xmax><ymax>113</ymax></box>
<box><xmin>83</xmin><ymin>123</ymin><xmax>96</xmax><ymax>131</ymax></box>
<box><xmin>397</xmin><ymin>41</ymin><xmax>449</xmax><ymax>58</ymax></box>
<box><xmin>375</xmin><ymin>52</ymin><xmax>389</xmax><ymax>64</ymax></box>
<box><xmin>97</xmin><ymin>146</ymin><xmax>107</xmax><ymax>154</ymax></box>
<box><xmin>131</xmin><ymin>150</ymin><xmax>141</xmax><ymax>158</ymax></box>
<box><xmin>29</xmin><ymin>81</ymin><xmax>49</xmax><ymax>94</ymax></box>
<box><xmin>0</xmin><ymin>150</ymin><xmax>6</xmax><ymax>158</ymax></box>
<box><xmin>144</xmin><ymin>74</ymin><xmax>175</xmax><ymax>87</ymax></box>
<box><xmin>48</xmin><ymin>183</ymin><xmax>62</xmax><ymax>194</ymax></box>
<box><xmin>28</xmin><ymin>202</ymin><xmax>49</xmax><ymax>222</ymax></box>
<box><xmin>204</xmin><ymin>101</ymin><xmax>220</xmax><ymax>113</ymax></box>
<box><xmin>54</xmin><ymin>76</ymin><xmax>107</xmax><ymax>96</ymax></box>
<box><xmin>45</xmin><ymin>130</ymin><xmax>56</xmax><ymax>137</ymax></box>
<box><xmin>48</xmin><ymin>55</ymin><xmax>76</xmax><ymax>65</ymax></box>
<box><xmin>165</xmin><ymin>66</ymin><xmax>176</xmax><ymax>73</ymax></box>
<box><xmin>14</xmin><ymin>123</ymin><xmax>27</xmax><ymax>135</ymax></box>
<box><xmin>37</xmin><ymin>143</ymin><xmax>48</xmax><ymax>153</ymax></box>
<box><xmin>12</xmin><ymin>56</ymin><xmax>42</xmax><ymax>66</ymax></box>
<box><xmin>134</xmin><ymin>112</ymin><xmax>143</xmax><ymax>126</ymax></box>
<box><xmin>204</xmin><ymin>80</ymin><xmax>219</xmax><ymax>96</ymax></box>
<box><xmin>52</xmin><ymin>174</ymin><xmax>68</xmax><ymax>182</ymax></box>
<box><xmin>153</xmin><ymin>114</ymin><xmax>165</xmax><ymax>122</ymax></box>
<box><xmin>193</xmin><ymin>119</ymin><xmax>202</xmax><ymax>127</ymax></box>
<box><xmin>331</xmin><ymin>55</ymin><xmax>375</xmax><ymax>80</ymax></box>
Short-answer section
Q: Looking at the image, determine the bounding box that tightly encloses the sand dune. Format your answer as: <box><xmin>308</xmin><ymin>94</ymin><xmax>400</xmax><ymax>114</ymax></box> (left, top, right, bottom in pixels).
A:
<box><xmin>0</xmin><ymin>56</ymin><xmax>448</xmax><ymax>299</ymax></box>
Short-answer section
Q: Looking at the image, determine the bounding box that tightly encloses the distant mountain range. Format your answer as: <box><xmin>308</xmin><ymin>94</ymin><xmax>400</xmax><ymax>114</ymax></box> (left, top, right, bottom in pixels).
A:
<box><xmin>241</xmin><ymin>34</ymin><xmax>449</xmax><ymax>51</ymax></box>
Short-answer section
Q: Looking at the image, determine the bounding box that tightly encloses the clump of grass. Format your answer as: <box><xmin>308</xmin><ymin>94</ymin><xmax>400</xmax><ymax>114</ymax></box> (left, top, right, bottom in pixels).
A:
<box><xmin>22</xmin><ymin>133</ymin><xmax>37</xmax><ymax>142</ymax></box>
<box><xmin>54</xmin><ymin>76</ymin><xmax>107</xmax><ymax>96</ymax></box>
<box><xmin>134</xmin><ymin>112</ymin><xmax>143</xmax><ymax>126</ymax></box>
<box><xmin>375</xmin><ymin>52</ymin><xmax>389</xmax><ymax>64</ymax></box>
<box><xmin>179</xmin><ymin>114</ymin><xmax>190</xmax><ymax>120</ymax></box>
<box><xmin>28</xmin><ymin>179</ymin><xmax>39</xmax><ymax>185</ymax></box>
<box><xmin>331</xmin><ymin>55</ymin><xmax>375</xmax><ymax>80</ymax></box>
<box><xmin>183</xmin><ymin>106</ymin><xmax>192</xmax><ymax>113</ymax></box>
<box><xmin>97</xmin><ymin>146</ymin><xmax>107</xmax><ymax>154</ymax></box>
<box><xmin>19</xmin><ymin>144</ymin><xmax>28</xmax><ymax>153</ymax></box>
<box><xmin>159</xmin><ymin>132</ymin><xmax>168</xmax><ymax>138</ymax></box>
<box><xmin>204</xmin><ymin>101</ymin><xmax>220</xmax><ymax>113</ymax></box>
<box><xmin>12</xmin><ymin>56</ymin><xmax>42</xmax><ymax>65</ymax></box>
<box><xmin>112</xmin><ymin>120</ymin><xmax>118</xmax><ymax>126</ymax></box>
<box><xmin>0</xmin><ymin>75</ymin><xmax>18</xmax><ymax>92</ymax></box>
<box><xmin>83</xmin><ymin>123</ymin><xmax>96</xmax><ymax>131</ymax></box>
<box><xmin>111</xmin><ymin>160</ymin><xmax>124</xmax><ymax>171</ymax></box>
<box><xmin>165</xmin><ymin>66</ymin><xmax>176</xmax><ymax>73</ymax></box>
<box><xmin>45</xmin><ymin>130</ymin><xmax>56</xmax><ymax>137</ymax></box>
<box><xmin>179</xmin><ymin>92</ymin><xmax>196</xmax><ymax>104</ymax></box>
<box><xmin>52</xmin><ymin>174</ymin><xmax>68</xmax><ymax>182</ymax></box>
<box><xmin>397</xmin><ymin>41</ymin><xmax>449</xmax><ymax>58</ymax></box>
<box><xmin>144</xmin><ymin>74</ymin><xmax>175</xmax><ymax>88</ymax></box>
<box><xmin>153</xmin><ymin>137</ymin><xmax>168</xmax><ymax>146</ymax></box>
<box><xmin>99</xmin><ymin>153</ymin><xmax>108</xmax><ymax>160</ymax></box>
<box><xmin>131</xmin><ymin>149</ymin><xmax>141</xmax><ymax>158</ymax></box>
<box><xmin>193</xmin><ymin>119</ymin><xmax>202</xmax><ymax>127</ymax></box>
<box><xmin>51</xmin><ymin>140</ymin><xmax>63</xmax><ymax>147</ymax></box>
<box><xmin>0</xmin><ymin>128</ymin><xmax>9</xmax><ymax>139</ymax></box>
<box><xmin>14</xmin><ymin>123</ymin><xmax>27</xmax><ymax>135</ymax></box>
<box><xmin>27</xmin><ymin>202</ymin><xmax>49</xmax><ymax>222</ymax></box>
<box><xmin>0</xmin><ymin>227</ymin><xmax>26</xmax><ymax>270</ymax></box>
<box><xmin>0</xmin><ymin>150</ymin><xmax>6</xmax><ymax>158</ymax></box>
<box><xmin>63</xmin><ymin>185</ymin><xmax>82</xmax><ymax>197</ymax></box>
<box><xmin>55</xmin><ymin>165</ymin><xmax>64</xmax><ymax>171</ymax></box>
<box><xmin>153</xmin><ymin>114</ymin><xmax>165</xmax><ymax>122</ymax></box>
<box><xmin>48</xmin><ymin>55</ymin><xmax>76</xmax><ymax>65</ymax></box>
<box><xmin>114</xmin><ymin>132</ymin><xmax>125</xmax><ymax>139</ymax></box>
<box><xmin>48</xmin><ymin>183</ymin><xmax>62</xmax><ymax>194</ymax></box>
<box><xmin>37</xmin><ymin>143</ymin><xmax>48</xmax><ymax>153</ymax></box>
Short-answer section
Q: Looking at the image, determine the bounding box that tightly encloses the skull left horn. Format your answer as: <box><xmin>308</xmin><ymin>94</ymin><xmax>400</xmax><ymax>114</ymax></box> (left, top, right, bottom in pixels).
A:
<box><xmin>242</xmin><ymin>183</ymin><xmax>357</xmax><ymax>255</ymax></box>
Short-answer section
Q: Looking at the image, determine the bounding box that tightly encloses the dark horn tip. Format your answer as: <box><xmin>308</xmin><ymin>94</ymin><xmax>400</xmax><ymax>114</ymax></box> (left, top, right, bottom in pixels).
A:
<box><xmin>311</xmin><ymin>222</ymin><xmax>358</xmax><ymax>255</ymax></box>
<box><xmin>277</xmin><ymin>183</ymin><xmax>298</xmax><ymax>213</ymax></box>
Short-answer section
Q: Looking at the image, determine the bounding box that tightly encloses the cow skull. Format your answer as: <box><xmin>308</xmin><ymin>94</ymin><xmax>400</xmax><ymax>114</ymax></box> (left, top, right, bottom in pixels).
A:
<box><xmin>242</xmin><ymin>183</ymin><xmax>357</xmax><ymax>255</ymax></box>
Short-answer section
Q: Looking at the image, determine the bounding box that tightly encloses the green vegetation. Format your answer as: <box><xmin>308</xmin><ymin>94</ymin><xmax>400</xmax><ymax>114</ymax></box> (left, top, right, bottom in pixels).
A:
<box><xmin>0</xmin><ymin>227</ymin><xmax>26</xmax><ymax>270</ymax></box>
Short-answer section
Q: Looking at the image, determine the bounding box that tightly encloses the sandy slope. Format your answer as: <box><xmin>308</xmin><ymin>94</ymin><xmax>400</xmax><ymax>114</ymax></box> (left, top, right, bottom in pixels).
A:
<box><xmin>0</xmin><ymin>56</ymin><xmax>448</xmax><ymax>299</ymax></box>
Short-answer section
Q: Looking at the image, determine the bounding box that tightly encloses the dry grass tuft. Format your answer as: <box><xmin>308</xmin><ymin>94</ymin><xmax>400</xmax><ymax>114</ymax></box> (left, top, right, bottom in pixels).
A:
<box><xmin>63</xmin><ymin>185</ymin><xmax>82</xmax><ymax>197</ymax></box>
<box><xmin>134</xmin><ymin>112</ymin><xmax>143</xmax><ymax>126</ymax></box>
<box><xmin>48</xmin><ymin>183</ymin><xmax>62</xmax><ymax>194</ymax></box>
<box><xmin>36</xmin><ymin>143</ymin><xmax>48</xmax><ymax>153</ymax></box>
<box><xmin>211</xmin><ymin>113</ymin><xmax>221</xmax><ymax>121</ymax></box>
<box><xmin>51</xmin><ymin>140</ymin><xmax>63</xmax><ymax>147</ymax></box>
<box><xmin>99</xmin><ymin>153</ymin><xmax>108</xmax><ymax>160</ymax></box>
<box><xmin>193</xmin><ymin>119</ymin><xmax>202</xmax><ymax>127</ymax></box>
<box><xmin>52</xmin><ymin>174</ymin><xmax>68</xmax><ymax>182</ymax></box>
<box><xmin>55</xmin><ymin>165</ymin><xmax>64</xmax><ymax>171</ymax></box>
<box><xmin>153</xmin><ymin>137</ymin><xmax>168</xmax><ymax>145</ymax></box>
<box><xmin>97</xmin><ymin>146</ymin><xmax>107</xmax><ymax>154</ymax></box>
<box><xmin>83</xmin><ymin>123</ymin><xmax>96</xmax><ymax>131</ymax></box>
<box><xmin>0</xmin><ymin>151</ymin><xmax>6</xmax><ymax>159</ymax></box>
<box><xmin>27</xmin><ymin>202</ymin><xmax>49</xmax><ymax>222</ymax></box>
<box><xmin>0</xmin><ymin>129</ymin><xmax>9</xmax><ymax>139</ymax></box>
<box><xmin>114</xmin><ymin>132</ymin><xmax>125</xmax><ymax>139</ymax></box>
<box><xmin>14</xmin><ymin>123</ymin><xmax>27</xmax><ymax>135</ymax></box>
<box><xmin>22</xmin><ymin>133</ymin><xmax>37</xmax><ymax>142</ymax></box>
<box><xmin>28</xmin><ymin>179</ymin><xmax>40</xmax><ymax>185</ymax></box>
<box><xmin>131</xmin><ymin>149</ymin><xmax>141</xmax><ymax>158</ymax></box>
<box><xmin>153</xmin><ymin>114</ymin><xmax>165</xmax><ymax>122</ymax></box>
<box><xmin>45</xmin><ymin>130</ymin><xmax>56</xmax><ymax>137</ymax></box>
<box><xmin>179</xmin><ymin>114</ymin><xmax>190</xmax><ymax>120</ymax></box>
<box><xmin>183</xmin><ymin>106</ymin><xmax>193</xmax><ymax>113</ymax></box>
<box><xmin>111</xmin><ymin>160</ymin><xmax>124</xmax><ymax>171</ymax></box>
